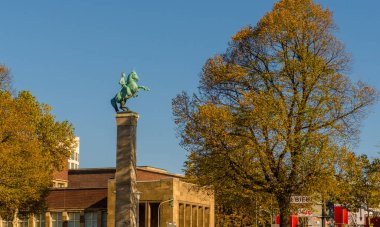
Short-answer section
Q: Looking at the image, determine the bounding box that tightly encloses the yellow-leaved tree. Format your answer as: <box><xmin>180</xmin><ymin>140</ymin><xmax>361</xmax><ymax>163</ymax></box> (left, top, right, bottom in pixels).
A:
<box><xmin>335</xmin><ymin>153</ymin><xmax>380</xmax><ymax>225</ymax></box>
<box><xmin>0</xmin><ymin>64</ymin><xmax>11</xmax><ymax>92</ymax></box>
<box><xmin>0</xmin><ymin>67</ymin><xmax>75</xmax><ymax>218</ymax></box>
<box><xmin>172</xmin><ymin>0</ymin><xmax>377</xmax><ymax>226</ymax></box>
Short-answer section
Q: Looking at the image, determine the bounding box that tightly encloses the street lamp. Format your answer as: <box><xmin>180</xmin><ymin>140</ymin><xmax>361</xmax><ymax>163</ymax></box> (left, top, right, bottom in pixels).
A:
<box><xmin>158</xmin><ymin>197</ymin><xmax>174</xmax><ymax>227</ymax></box>
<box><xmin>135</xmin><ymin>191</ymin><xmax>142</xmax><ymax>227</ymax></box>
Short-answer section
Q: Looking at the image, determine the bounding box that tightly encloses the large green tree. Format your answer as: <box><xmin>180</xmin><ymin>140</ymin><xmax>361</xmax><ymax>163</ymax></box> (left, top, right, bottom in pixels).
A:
<box><xmin>172</xmin><ymin>0</ymin><xmax>377</xmax><ymax>225</ymax></box>
<box><xmin>0</xmin><ymin>81</ymin><xmax>75</xmax><ymax>217</ymax></box>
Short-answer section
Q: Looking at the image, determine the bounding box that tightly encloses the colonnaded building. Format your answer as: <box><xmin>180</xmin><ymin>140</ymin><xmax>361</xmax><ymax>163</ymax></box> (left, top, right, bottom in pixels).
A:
<box><xmin>0</xmin><ymin>139</ymin><xmax>214</xmax><ymax>227</ymax></box>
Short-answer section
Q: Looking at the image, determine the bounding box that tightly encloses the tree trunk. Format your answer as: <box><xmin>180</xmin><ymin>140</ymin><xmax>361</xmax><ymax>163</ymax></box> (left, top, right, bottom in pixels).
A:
<box><xmin>277</xmin><ymin>195</ymin><xmax>291</xmax><ymax>227</ymax></box>
<box><xmin>322</xmin><ymin>199</ymin><xmax>326</xmax><ymax>227</ymax></box>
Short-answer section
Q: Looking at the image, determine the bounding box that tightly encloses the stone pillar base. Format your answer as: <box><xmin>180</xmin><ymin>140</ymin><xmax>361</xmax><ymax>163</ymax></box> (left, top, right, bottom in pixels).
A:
<box><xmin>115</xmin><ymin>112</ymin><xmax>139</xmax><ymax>227</ymax></box>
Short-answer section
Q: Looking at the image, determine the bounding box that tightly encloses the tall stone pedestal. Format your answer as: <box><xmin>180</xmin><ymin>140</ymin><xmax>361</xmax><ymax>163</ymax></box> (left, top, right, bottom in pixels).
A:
<box><xmin>115</xmin><ymin>112</ymin><xmax>139</xmax><ymax>227</ymax></box>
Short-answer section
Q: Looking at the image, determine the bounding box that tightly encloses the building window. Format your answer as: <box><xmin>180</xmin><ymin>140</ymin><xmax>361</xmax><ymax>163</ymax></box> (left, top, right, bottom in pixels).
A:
<box><xmin>18</xmin><ymin>214</ymin><xmax>29</xmax><ymax>227</ymax></box>
<box><xmin>51</xmin><ymin>212</ymin><xmax>62</xmax><ymax>227</ymax></box>
<box><xmin>204</xmin><ymin>207</ymin><xmax>210</xmax><ymax>227</ymax></box>
<box><xmin>35</xmin><ymin>214</ymin><xmax>45</xmax><ymax>227</ymax></box>
<box><xmin>179</xmin><ymin>203</ymin><xmax>184</xmax><ymax>227</ymax></box>
<box><xmin>101</xmin><ymin>212</ymin><xmax>107</xmax><ymax>227</ymax></box>
<box><xmin>67</xmin><ymin>212</ymin><xmax>80</xmax><ymax>227</ymax></box>
<box><xmin>1</xmin><ymin>218</ymin><xmax>13</xmax><ymax>227</ymax></box>
<box><xmin>149</xmin><ymin>203</ymin><xmax>159</xmax><ymax>227</ymax></box>
<box><xmin>85</xmin><ymin>212</ymin><xmax>97</xmax><ymax>227</ymax></box>
<box><xmin>138</xmin><ymin>203</ymin><xmax>146</xmax><ymax>227</ymax></box>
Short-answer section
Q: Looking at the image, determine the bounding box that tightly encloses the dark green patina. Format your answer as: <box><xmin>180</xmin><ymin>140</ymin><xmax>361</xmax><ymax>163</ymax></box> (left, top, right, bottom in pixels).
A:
<box><xmin>111</xmin><ymin>70</ymin><xmax>149</xmax><ymax>112</ymax></box>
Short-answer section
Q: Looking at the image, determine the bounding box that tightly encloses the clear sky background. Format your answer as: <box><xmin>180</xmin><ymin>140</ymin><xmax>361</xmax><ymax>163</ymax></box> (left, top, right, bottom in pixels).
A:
<box><xmin>1</xmin><ymin>1</ymin><xmax>379</xmax><ymax>174</ymax></box>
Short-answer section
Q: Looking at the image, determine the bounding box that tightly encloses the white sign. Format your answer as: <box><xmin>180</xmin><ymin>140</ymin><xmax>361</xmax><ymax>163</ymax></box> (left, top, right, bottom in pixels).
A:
<box><xmin>290</xmin><ymin>196</ymin><xmax>312</xmax><ymax>204</ymax></box>
<box><xmin>348</xmin><ymin>209</ymin><xmax>365</xmax><ymax>226</ymax></box>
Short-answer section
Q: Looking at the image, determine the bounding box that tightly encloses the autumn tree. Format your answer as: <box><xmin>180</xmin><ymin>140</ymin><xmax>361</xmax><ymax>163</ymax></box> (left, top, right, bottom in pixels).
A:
<box><xmin>0</xmin><ymin>64</ymin><xmax>11</xmax><ymax>92</ymax></box>
<box><xmin>172</xmin><ymin>0</ymin><xmax>377</xmax><ymax>225</ymax></box>
<box><xmin>335</xmin><ymin>153</ymin><xmax>380</xmax><ymax>225</ymax></box>
<box><xmin>0</xmin><ymin>89</ymin><xmax>75</xmax><ymax>217</ymax></box>
<box><xmin>209</xmin><ymin>174</ymin><xmax>274</xmax><ymax>226</ymax></box>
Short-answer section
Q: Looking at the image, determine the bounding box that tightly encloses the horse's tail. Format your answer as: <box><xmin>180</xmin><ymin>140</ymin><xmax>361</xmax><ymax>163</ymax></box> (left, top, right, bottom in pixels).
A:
<box><xmin>111</xmin><ymin>97</ymin><xmax>118</xmax><ymax>112</ymax></box>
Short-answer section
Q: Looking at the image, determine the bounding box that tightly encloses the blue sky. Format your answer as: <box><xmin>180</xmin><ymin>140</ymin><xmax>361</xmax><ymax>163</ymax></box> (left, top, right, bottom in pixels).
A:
<box><xmin>1</xmin><ymin>1</ymin><xmax>380</xmax><ymax>174</ymax></box>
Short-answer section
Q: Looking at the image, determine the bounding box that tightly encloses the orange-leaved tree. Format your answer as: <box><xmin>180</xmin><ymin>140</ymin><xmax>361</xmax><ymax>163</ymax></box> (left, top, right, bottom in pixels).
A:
<box><xmin>172</xmin><ymin>0</ymin><xmax>377</xmax><ymax>226</ymax></box>
<box><xmin>0</xmin><ymin>76</ymin><xmax>75</xmax><ymax>217</ymax></box>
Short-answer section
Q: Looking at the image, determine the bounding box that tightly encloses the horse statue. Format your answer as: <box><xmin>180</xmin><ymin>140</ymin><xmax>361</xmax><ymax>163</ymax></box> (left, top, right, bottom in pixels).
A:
<box><xmin>111</xmin><ymin>70</ymin><xmax>149</xmax><ymax>112</ymax></box>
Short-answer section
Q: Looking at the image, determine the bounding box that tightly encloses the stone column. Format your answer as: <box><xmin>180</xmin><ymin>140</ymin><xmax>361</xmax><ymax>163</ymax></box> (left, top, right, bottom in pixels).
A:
<box><xmin>115</xmin><ymin>112</ymin><xmax>139</xmax><ymax>227</ymax></box>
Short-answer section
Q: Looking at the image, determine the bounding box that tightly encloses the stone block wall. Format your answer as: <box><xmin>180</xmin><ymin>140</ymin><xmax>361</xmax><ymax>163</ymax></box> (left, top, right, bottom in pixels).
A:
<box><xmin>107</xmin><ymin>178</ymin><xmax>214</xmax><ymax>227</ymax></box>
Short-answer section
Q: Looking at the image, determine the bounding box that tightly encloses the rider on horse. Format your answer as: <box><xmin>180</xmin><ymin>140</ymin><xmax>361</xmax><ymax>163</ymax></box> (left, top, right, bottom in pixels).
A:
<box><xmin>111</xmin><ymin>70</ymin><xmax>149</xmax><ymax>112</ymax></box>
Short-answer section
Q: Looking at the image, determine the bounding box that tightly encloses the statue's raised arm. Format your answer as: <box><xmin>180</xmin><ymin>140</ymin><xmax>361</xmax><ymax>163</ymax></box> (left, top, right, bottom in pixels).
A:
<box><xmin>111</xmin><ymin>70</ymin><xmax>150</xmax><ymax>112</ymax></box>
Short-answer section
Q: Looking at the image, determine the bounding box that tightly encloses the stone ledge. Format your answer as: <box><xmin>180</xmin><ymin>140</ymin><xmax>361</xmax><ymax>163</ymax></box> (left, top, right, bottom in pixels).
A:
<box><xmin>116</xmin><ymin>112</ymin><xmax>139</xmax><ymax>126</ymax></box>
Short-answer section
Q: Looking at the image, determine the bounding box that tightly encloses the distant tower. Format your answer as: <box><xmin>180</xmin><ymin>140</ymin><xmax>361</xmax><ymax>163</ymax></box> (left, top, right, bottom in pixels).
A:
<box><xmin>68</xmin><ymin>137</ymin><xmax>80</xmax><ymax>169</ymax></box>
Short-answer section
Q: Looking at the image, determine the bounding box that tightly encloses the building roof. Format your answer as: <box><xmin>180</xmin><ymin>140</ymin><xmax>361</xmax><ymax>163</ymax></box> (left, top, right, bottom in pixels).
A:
<box><xmin>47</xmin><ymin>188</ymin><xmax>108</xmax><ymax>210</ymax></box>
<box><xmin>64</xmin><ymin>166</ymin><xmax>184</xmax><ymax>188</ymax></box>
<box><xmin>48</xmin><ymin>166</ymin><xmax>185</xmax><ymax>210</ymax></box>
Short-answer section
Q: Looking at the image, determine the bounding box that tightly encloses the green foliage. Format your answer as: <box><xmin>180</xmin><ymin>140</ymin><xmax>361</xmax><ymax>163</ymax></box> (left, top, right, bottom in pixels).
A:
<box><xmin>168</xmin><ymin>197</ymin><xmax>174</xmax><ymax>208</ymax></box>
<box><xmin>335</xmin><ymin>154</ymin><xmax>380</xmax><ymax>213</ymax></box>
<box><xmin>173</xmin><ymin>0</ymin><xmax>377</xmax><ymax>225</ymax></box>
<box><xmin>214</xmin><ymin>190</ymin><xmax>274</xmax><ymax>226</ymax></box>
<box><xmin>0</xmin><ymin>90</ymin><xmax>75</xmax><ymax>216</ymax></box>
